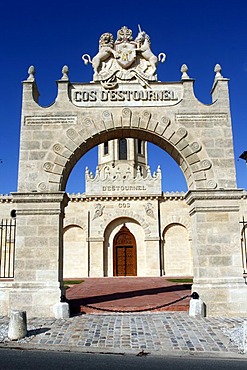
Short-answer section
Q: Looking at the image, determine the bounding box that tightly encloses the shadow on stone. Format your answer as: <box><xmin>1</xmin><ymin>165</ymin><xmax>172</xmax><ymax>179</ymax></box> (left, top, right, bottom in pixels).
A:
<box><xmin>27</xmin><ymin>327</ymin><xmax>51</xmax><ymax>337</ymax></box>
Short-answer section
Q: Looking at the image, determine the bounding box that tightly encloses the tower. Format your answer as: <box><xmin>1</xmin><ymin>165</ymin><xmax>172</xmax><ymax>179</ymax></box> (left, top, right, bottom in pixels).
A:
<box><xmin>98</xmin><ymin>138</ymin><xmax>148</xmax><ymax>177</ymax></box>
<box><xmin>85</xmin><ymin>139</ymin><xmax>162</xmax><ymax>197</ymax></box>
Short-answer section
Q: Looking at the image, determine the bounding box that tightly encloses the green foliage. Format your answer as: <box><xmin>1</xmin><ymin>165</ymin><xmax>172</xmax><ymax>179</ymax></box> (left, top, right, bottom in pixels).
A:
<box><xmin>63</xmin><ymin>279</ymin><xmax>84</xmax><ymax>289</ymax></box>
<box><xmin>166</xmin><ymin>278</ymin><xmax>193</xmax><ymax>283</ymax></box>
<box><xmin>63</xmin><ymin>279</ymin><xmax>84</xmax><ymax>285</ymax></box>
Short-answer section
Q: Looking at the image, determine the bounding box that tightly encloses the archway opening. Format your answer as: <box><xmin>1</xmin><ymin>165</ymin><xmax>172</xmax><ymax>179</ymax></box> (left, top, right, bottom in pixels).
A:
<box><xmin>64</xmin><ymin>138</ymin><xmax>188</xmax><ymax>280</ymax></box>
<box><xmin>66</xmin><ymin>141</ymin><xmax>187</xmax><ymax>194</ymax></box>
<box><xmin>60</xmin><ymin>125</ymin><xmax>196</xmax><ymax>193</ymax></box>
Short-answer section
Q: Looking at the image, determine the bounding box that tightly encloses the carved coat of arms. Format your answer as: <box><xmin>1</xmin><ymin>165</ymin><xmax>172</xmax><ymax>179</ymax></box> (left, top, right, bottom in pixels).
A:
<box><xmin>82</xmin><ymin>25</ymin><xmax>166</xmax><ymax>89</ymax></box>
<box><xmin>115</xmin><ymin>42</ymin><xmax>136</xmax><ymax>69</ymax></box>
<box><xmin>114</xmin><ymin>26</ymin><xmax>137</xmax><ymax>69</ymax></box>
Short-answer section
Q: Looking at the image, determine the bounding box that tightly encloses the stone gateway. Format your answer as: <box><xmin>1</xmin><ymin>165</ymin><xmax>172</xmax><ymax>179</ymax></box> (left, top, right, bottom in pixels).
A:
<box><xmin>0</xmin><ymin>26</ymin><xmax>246</xmax><ymax>317</ymax></box>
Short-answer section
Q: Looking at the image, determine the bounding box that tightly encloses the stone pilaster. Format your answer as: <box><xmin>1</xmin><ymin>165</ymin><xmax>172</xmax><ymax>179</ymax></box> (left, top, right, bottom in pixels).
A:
<box><xmin>186</xmin><ymin>189</ymin><xmax>247</xmax><ymax>316</ymax></box>
<box><xmin>7</xmin><ymin>192</ymin><xmax>69</xmax><ymax>317</ymax></box>
<box><xmin>88</xmin><ymin>237</ymin><xmax>104</xmax><ymax>277</ymax></box>
<box><xmin>144</xmin><ymin>237</ymin><xmax>161</xmax><ymax>276</ymax></box>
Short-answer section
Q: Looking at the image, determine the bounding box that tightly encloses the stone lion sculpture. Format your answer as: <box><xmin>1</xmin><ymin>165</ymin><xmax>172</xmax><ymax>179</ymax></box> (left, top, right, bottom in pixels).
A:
<box><xmin>82</xmin><ymin>32</ymin><xmax>116</xmax><ymax>74</ymax></box>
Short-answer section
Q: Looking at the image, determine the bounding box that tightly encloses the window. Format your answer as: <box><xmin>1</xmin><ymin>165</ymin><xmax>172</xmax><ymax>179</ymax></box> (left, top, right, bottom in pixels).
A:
<box><xmin>119</xmin><ymin>139</ymin><xmax>127</xmax><ymax>160</ymax></box>
<box><xmin>104</xmin><ymin>142</ymin><xmax>109</xmax><ymax>155</ymax></box>
<box><xmin>138</xmin><ymin>139</ymin><xmax>143</xmax><ymax>155</ymax></box>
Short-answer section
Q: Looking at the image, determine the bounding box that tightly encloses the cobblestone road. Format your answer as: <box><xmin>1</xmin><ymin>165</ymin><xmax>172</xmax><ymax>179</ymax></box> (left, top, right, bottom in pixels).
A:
<box><xmin>0</xmin><ymin>312</ymin><xmax>245</xmax><ymax>355</ymax></box>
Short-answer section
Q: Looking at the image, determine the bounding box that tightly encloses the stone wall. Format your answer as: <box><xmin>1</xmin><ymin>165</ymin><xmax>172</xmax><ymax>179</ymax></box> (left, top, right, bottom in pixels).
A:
<box><xmin>63</xmin><ymin>193</ymin><xmax>192</xmax><ymax>279</ymax></box>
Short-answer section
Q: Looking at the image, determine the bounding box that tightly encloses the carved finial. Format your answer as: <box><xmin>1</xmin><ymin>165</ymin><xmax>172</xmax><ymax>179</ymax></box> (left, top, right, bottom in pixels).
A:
<box><xmin>27</xmin><ymin>65</ymin><xmax>35</xmax><ymax>81</ymax></box>
<box><xmin>181</xmin><ymin>64</ymin><xmax>189</xmax><ymax>80</ymax></box>
<box><xmin>85</xmin><ymin>167</ymin><xmax>90</xmax><ymax>179</ymax></box>
<box><xmin>214</xmin><ymin>64</ymin><xmax>223</xmax><ymax>79</ymax></box>
<box><xmin>61</xmin><ymin>65</ymin><xmax>69</xmax><ymax>80</ymax></box>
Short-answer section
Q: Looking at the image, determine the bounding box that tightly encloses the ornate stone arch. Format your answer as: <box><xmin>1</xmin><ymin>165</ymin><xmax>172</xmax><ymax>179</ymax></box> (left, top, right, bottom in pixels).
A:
<box><xmin>114</xmin><ymin>208</ymin><xmax>152</xmax><ymax>237</ymax></box>
<box><xmin>41</xmin><ymin>109</ymin><xmax>216</xmax><ymax>193</ymax></box>
<box><xmin>162</xmin><ymin>215</ymin><xmax>192</xmax><ymax>240</ymax></box>
<box><xmin>63</xmin><ymin>217</ymin><xmax>87</xmax><ymax>232</ymax></box>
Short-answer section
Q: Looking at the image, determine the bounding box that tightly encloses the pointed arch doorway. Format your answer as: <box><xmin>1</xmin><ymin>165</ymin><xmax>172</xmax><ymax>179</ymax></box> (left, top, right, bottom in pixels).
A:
<box><xmin>113</xmin><ymin>224</ymin><xmax>137</xmax><ymax>276</ymax></box>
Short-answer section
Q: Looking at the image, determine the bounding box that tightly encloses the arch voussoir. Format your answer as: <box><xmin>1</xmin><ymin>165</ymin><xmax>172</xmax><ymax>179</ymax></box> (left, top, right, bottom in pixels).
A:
<box><xmin>163</xmin><ymin>215</ymin><xmax>192</xmax><ymax>239</ymax></box>
<box><xmin>102</xmin><ymin>111</ymin><xmax>114</xmax><ymax>130</ymax></box>
<box><xmin>66</xmin><ymin>127</ymin><xmax>83</xmax><ymax>147</ymax></box>
<box><xmin>146</xmin><ymin>117</ymin><xmax>158</xmax><ymax>132</ymax></box>
<box><xmin>40</xmin><ymin>109</ymin><xmax>218</xmax><ymax>192</ymax></box>
<box><xmin>64</xmin><ymin>217</ymin><xmax>86</xmax><ymax>230</ymax></box>
<box><xmin>161</xmin><ymin>124</ymin><xmax>176</xmax><ymax>140</ymax></box>
<box><xmin>170</xmin><ymin>127</ymin><xmax>188</xmax><ymax>146</ymax></box>
<box><xmin>53</xmin><ymin>143</ymin><xmax>73</xmax><ymax>159</ymax></box>
<box><xmin>121</xmin><ymin>107</ymin><xmax>132</xmax><ymax>127</ymax></box>
<box><xmin>139</xmin><ymin>111</ymin><xmax>151</xmax><ymax>129</ymax></box>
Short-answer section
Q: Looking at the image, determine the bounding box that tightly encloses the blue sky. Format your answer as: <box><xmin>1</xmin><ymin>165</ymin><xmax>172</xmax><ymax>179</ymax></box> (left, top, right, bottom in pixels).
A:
<box><xmin>1</xmin><ymin>0</ymin><xmax>247</xmax><ymax>194</ymax></box>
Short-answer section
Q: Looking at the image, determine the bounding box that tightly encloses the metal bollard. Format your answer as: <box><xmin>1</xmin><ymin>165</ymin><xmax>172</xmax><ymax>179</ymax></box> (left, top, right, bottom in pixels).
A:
<box><xmin>8</xmin><ymin>310</ymin><xmax>27</xmax><ymax>340</ymax></box>
<box><xmin>189</xmin><ymin>292</ymin><xmax>205</xmax><ymax>317</ymax></box>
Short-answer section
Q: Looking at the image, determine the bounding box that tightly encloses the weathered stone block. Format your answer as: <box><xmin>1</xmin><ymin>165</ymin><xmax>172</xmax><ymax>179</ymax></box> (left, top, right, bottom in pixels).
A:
<box><xmin>8</xmin><ymin>310</ymin><xmax>27</xmax><ymax>340</ymax></box>
<box><xmin>53</xmin><ymin>302</ymin><xmax>70</xmax><ymax>319</ymax></box>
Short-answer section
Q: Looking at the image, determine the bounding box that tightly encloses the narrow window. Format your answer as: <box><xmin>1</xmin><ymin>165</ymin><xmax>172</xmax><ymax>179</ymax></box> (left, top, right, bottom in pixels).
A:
<box><xmin>138</xmin><ymin>139</ymin><xmax>143</xmax><ymax>155</ymax></box>
<box><xmin>104</xmin><ymin>141</ymin><xmax>109</xmax><ymax>155</ymax></box>
<box><xmin>119</xmin><ymin>138</ymin><xmax>127</xmax><ymax>160</ymax></box>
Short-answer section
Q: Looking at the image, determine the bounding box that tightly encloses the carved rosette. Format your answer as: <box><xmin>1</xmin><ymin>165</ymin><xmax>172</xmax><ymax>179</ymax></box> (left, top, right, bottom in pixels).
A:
<box><xmin>43</xmin><ymin>162</ymin><xmax>54</xmax><ymax>172</ymax></box>
<box><xmin>122</xmin><ymin>108</ymin><xmax>131</xmax><ymax>117</ymax></box>
<box><xmin>53</xmin><ymin>143</ymin><xmax>63</xmax><ymax>154</ymax></box>
<box><xmin>190</xmin><ymin>142</ymin><xmax>201</xmax><ymax>153</ymax></box>
<box><xmin>37</xmin><ymin>182</ymin><xmax>48</xmax><ymax>192</ymax></box>
<box><xmin>66</xmin><ymin>128</ymin><xmax>77</xmax><ymax>140</ymax></box>
<box><xmin>207</xmin><ymin>180</ymin><xmax>217</xmax><ymax>189</ymax></box>
<box><xmin>103</xmin><ymin>111</ymin><xmax>111</xmax><ymax>119</ymax></box>
<box><xmin>177</xmin><ymin>127</ymin><xmax>187</xmax><ymax>137</ymax></box>
<box><xmin>83</xmin><ymin>117</ymin><xmax>93</xmax><ymax>126</ymax></box>
<box><xmin>201</xmin><ymin>160</ymin><xmax>212</xmax><ymax>170</ymax></box>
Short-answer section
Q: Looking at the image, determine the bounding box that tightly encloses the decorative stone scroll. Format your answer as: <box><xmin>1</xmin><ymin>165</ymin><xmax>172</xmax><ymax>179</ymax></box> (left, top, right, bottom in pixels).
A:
<box><xmin>145</xmin><ymin>203</ymin><xmax>156</xmax><ymax>219</ymax></box>
<box><xmin>92</xmin><ymin>203</ymin><xmax>105</xmax><ymax>220</ymax></box>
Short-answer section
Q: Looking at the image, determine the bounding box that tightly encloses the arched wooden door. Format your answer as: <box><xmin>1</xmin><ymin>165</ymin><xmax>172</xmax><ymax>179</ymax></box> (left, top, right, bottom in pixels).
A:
<box><xmin>113</xmin><ymin>224</ymin><xmax>137</xmax><ymax>276</ymax></box>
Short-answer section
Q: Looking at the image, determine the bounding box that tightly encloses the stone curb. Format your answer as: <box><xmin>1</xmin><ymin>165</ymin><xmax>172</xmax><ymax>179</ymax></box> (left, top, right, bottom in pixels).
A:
<box><xmin>0</xmin><ymin>342</ymin><xmax>247</xmax><ymax>360</ymax></box>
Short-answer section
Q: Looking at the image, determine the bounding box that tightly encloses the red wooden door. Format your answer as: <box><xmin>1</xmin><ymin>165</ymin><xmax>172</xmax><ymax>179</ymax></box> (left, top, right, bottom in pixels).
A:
<box><xmin>113</xmin><ymin>225</ymin><xmax>137</xmax><ymax>276</ymax></box>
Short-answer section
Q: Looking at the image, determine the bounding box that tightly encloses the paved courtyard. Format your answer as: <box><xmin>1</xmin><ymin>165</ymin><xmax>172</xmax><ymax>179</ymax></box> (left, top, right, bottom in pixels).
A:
<box><xmin>66</xmin><ymin>277</ymin><xmax>191</xmax><ymax>314</ymax></box>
